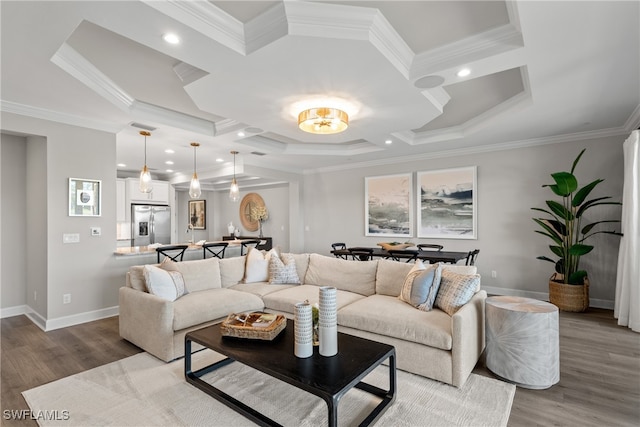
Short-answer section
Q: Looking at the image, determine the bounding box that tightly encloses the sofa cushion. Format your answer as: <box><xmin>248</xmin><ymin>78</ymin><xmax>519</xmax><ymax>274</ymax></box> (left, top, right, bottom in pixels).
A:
<box><xmin>161</xmin><ymin>258</ymin><xmax>221</xmax><ymax>292</ymax></box>
<box><xmin>269</xmin><ymin>252</ymin><xmax>300</xmax><ymax>284</ymax></box>
<box><xmin>375</xmin><ymin>259</ymin><xmax>414</xmax><ymax>296</ymax></box>
<box><xmin>338</xmin><ymin>295</ymin><xmax>453</xmax><ymax>350</ymax></box>
<box><xmin>229</xmin><ymin>282</ymin><xmax>297</xmax><ymax>298</ymax></box>
<box><xmin>288</xmin><ymin>253</ymin><xmax>310</xmax><ymax>284</ymax></box>
<box><xmin>244</xmin><ymin>247</ymin><xmax>274</xmax><ymax>283</ymax></box>
<box><xmin>143</xmin><ymin>265</ymin><xmax>187</xmax><ymax>301</ymax></box>
<box><xmin>399</xmin><ymin>262</ymin><xmax>443</xmax><ymax>311</ymax></box>
<box><xmin>262</xmin><ymin>284</ymin><xmax>365</xmax><ymax>315</ymax></box>
<box><xmin>219</xmin><ymin>256</ymin><xmax>247</xmax><ymax>287</ymax></box>
<box><xmin>304</xmin><ymin>254</ymin><xmax>377</xmax><ymax>296</ymax></box>
<box><xmin>172</xmin><ymin>289</ymin><xmax>264</xmax><ymax>331</ymax></box>
<box><xmin>442</xmin><ymin>265</ymin><xmax>480</xmax><ymax>292</ymax></box>
<box><xmin>128</xmin><ymin>265</ymin><xmax>148</xmax><ymax>292</ymax></box>
<box><xmin>435</xmin><ymin>270</ymin><xmax>481</xmax><ymax>316</ymax></box>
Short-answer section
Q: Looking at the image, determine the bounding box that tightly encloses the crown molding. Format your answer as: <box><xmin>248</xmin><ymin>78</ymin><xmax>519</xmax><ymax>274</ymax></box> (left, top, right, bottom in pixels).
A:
<box><xmin>1</xmin><ymin>100</ymin><xmax>122</xmax><ymax>133</ymax></box>
<box><xmin>285</xmin><ymin>1</ymin><xmax>413</xmax><ymax>77</ymax></box>
<box><xmin>308</xmin><ymin>126</ymin><xmax>629</xmax><ymax>175</ymax></box>
<box><xmin>624</xmin><ymin>103</ymin><xmax>640</xmax><ymax>131</ymax></box>
<box><xmin>245</xmin><ymin>2</ymin><xmax>288</xmax><ymax>55</ymax></box>
<box><xmin>51</xmin><ymin>43</ymin><xmax>134</xmax><ymax>111</ymax></box>
<box><xmin>410</xmin><ymin>23</ymin><xmax>524</xmax><ymax>79</ymax></box>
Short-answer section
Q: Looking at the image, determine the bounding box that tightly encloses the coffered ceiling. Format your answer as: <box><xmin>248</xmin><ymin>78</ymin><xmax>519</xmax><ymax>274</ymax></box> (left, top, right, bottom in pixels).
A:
<box><xmin>1</xmin><ymin>1</ymin><xmax>638</xmax><ymax>191</ymax></box>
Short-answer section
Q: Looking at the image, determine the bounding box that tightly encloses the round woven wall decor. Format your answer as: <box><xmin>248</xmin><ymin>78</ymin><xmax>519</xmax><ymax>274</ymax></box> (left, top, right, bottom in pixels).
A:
<box><xmin>239</xmin><ymin>192</ymin><xmax>265</xmax><ymax>232</ymax></box>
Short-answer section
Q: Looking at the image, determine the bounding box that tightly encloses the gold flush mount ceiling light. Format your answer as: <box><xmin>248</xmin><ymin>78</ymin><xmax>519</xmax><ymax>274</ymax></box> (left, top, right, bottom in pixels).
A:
<box><xmin>298</xmin><ymin>107</ymin><xmax>348</xmax><ymax>134</ymax></box>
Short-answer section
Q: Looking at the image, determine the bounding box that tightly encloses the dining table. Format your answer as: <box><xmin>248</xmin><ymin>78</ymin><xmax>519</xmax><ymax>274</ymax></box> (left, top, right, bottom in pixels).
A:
<box><xmin>331</xmin><ymin>247</ymin><xmax>470</xmax><ymax>264</ymax></box>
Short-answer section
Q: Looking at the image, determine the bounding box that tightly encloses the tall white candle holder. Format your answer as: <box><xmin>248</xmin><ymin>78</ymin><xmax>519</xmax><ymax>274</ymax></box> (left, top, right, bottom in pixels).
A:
<box><xmin>294</xmin><ymin>302</ymin><xmax>313</xmax><ymax>358</ymax></box>
<box><xmin>319</xmin><ymin>286</ymin><xmax>338</xmax><ymax>357</ymax></box>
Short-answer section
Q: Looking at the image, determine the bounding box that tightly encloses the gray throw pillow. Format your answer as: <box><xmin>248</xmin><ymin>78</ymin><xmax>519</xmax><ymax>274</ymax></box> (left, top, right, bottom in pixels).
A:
<box><xmin>399</xmin><ymin>263</ymin><xmax>443</xmax><ymax>311</ymax></box>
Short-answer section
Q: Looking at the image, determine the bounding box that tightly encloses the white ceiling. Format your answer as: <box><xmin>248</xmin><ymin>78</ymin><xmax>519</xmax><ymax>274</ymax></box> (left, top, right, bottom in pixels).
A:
<box><xmin>1</xmin><ymin>1</ymin><xmax>638</xmax><ymax>191</ymax></box>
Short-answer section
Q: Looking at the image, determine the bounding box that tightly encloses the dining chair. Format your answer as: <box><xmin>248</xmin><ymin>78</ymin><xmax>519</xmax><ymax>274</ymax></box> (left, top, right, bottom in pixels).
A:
<box><xmin>202</xmin><ymin>242</ymin><xmax>228</xmax><ymax>259</ymax></box>
<box><xmin>465</xmin><ymin>249</ymin><xmax>480</xmax><ymax>266</ymax></box>
<box><xmin>348</xmin><ymin>247</ymin><xmax>374</xmax><ymax>261</ymax></box>
<box><xmin>156</xmin><ymin>244</ymin><xmax>189</xmax><ymax>263</ymax></box>
<box><xmin>387</xmin><ymin>249</ymin><xmax>419</xmax><ymax>263</ymax></box>
<box><xmin>331</xmin><ymin>242</ymin><xmax>348</xmax><ymax>259</ymax></box>
<box><xmin>417</xmin><ymin>244</ymin><xmax>444</xmax><ymax>251</ymax></box>
<box><xmin>240</xmin><ymin>239</ymin><xmax>261</xmax><ymax>255</ymax></box>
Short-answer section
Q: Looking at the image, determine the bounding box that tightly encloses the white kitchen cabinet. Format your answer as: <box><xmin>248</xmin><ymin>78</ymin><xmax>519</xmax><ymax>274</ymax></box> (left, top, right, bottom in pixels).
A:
<box><xmin>126</xmin><ymin>178</ymin><xmax>169</xmax><ymax>204</ymax></box>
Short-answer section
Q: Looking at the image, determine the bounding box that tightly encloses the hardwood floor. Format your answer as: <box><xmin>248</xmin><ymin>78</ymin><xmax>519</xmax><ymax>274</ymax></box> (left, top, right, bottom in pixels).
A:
<box><xmin>1</xmin><ymin>309</ymin><xmax>639</xmax><ymax>426</ymax></box>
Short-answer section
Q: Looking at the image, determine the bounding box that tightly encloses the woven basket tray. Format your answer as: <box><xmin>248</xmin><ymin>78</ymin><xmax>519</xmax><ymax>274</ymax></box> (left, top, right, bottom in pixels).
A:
<box><xmin>220</xmin><ymin>312</ymin><xmax>286</xmax><ymax>340</ymax></box>
<box><xmin>378</xmin><ymin>242</ymin><xmax>412</xmax><ymax>251</ymax></box>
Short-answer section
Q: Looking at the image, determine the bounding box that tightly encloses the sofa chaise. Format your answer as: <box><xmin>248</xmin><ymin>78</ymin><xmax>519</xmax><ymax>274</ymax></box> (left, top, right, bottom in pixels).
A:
<box><xmin>119</xmin><ymin>251</ymin><xmax>486</xmax><ymax>387</ymax></box>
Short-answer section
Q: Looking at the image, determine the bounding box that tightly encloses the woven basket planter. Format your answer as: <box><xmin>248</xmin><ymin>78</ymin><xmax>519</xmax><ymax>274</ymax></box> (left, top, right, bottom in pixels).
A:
<box><xmin>548</xmin><ymin>275</ymin><xmax>590</xmax><ymax>312</ymax></box>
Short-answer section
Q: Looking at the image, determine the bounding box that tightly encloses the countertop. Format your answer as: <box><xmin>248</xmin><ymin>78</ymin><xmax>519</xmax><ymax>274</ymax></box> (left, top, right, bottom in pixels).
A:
<box><xmin>114</xmin><ymin>239</ymin><xmax>247</xmax><ymax>256</ymax></box>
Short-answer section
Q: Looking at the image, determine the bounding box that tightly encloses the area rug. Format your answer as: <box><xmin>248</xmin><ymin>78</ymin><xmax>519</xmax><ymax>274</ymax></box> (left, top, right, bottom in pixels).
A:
<box><xmin>23</xmin><ymin>350</ymin><xmax>514</xmax><ymax>426</ymax></box>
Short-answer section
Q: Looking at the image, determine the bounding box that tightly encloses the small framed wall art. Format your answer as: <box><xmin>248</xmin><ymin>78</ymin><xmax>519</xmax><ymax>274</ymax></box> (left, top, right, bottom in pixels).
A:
<box><xmin>188</xmin><ymin>200</ymin><xmax>206</xmax><ymax>230</ymax></box>
<box><xmin>68</xmin><ymin>178</ymin><xmax>101</xmax><ymax>217</ymax></box>
<box><xmin>417</xmin><ymin>166</ymin><xmax>477</xmax><ymax>239</ymax></box>
<box><xmin>365</xmin><ymin>173</ymin><xmax>412</xmax><ymax>238</ymax></box>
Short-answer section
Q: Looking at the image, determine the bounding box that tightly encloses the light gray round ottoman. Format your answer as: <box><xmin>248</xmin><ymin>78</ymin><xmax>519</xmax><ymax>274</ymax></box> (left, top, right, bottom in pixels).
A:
<box><xmin>485</xmin><ymin>296</ymin><xmax>559</xmax><ymax>389</ymax></box>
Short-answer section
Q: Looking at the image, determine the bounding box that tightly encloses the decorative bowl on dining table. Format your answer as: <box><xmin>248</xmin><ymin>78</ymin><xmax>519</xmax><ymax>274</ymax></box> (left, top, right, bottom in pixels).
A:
<box><xmin>377</xmin><ymin>242</ymin><xmax>413</xmax><ymax>251</ymax></box>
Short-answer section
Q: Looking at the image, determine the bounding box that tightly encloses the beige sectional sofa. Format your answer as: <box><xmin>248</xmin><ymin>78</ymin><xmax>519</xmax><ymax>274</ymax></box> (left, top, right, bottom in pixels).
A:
<box><xmin>119</xmin><ymin>252</ymin><xmax>486</xmax><ymax>387</ymax></box>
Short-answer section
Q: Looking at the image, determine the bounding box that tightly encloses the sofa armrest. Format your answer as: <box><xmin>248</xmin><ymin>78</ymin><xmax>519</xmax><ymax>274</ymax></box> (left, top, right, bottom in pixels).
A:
<box><xmin>118</xmin><ymin>287</ymin><xmax>176</xmax><ymax>362</ymax></box>
<box><xmin>451</xmin><ymin>290</ymin><xmax>487</xmax><ymax>387</ymax></box>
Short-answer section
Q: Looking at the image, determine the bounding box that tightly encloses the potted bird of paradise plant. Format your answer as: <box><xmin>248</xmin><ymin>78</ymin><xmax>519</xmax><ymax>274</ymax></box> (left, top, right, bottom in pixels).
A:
<box><xmin>532</xmin><ymin>149</ymin><xmax>622</xmax><ymax>311</ymax></box>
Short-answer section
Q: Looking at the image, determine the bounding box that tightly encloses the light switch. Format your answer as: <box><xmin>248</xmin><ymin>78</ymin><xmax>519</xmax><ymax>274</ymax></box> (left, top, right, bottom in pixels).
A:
<box><xmin>63</xmin><ymin>233</ymin><xmax>80</xmax><ymax>243</ymax></box>
<box><xmin>91</xmin><ymin>227</ymin><xmax>101</xmax><ymax>236</ymax></box>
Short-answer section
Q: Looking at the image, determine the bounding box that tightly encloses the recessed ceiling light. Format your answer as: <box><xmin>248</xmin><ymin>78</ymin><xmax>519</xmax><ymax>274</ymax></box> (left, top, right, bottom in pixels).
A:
<box><xmin>164</xmin><ymin>149</ymin><xmax>175</xmax><ymax>154</ymax></box>
<box><xmin>166</xmin><ymin>169</ymin><xmax>174</xmax><ymax>173</ymax></box>
<box><xmin>117</xmin><ymin>163</ymin><xmax>126</xmax><ymax>167</ymax></box>
<box><xmin>385</xmin><ymin>139</ymin><xmax>393</xmax><ymax>145</ymax></box>
<box><xmin>457</xmin><ymin>68</ymin><xmax>471</xmax><ymax>77</ymax></box>
<box><xmin>237</xmin><ymin>131</ymin><xmax>245</xmax><ymax>137</ymax></box>
<box><xmin>162</xmin><ymin>33</ymin><xmax>180</xmax><ymax>44</ymax></box>
<box><xmin>165</xmin><ymin>160</ymin><xmax>174</xmax><ymax>165</ymax></box>
<box><xmin>216</xmin><ymin>158</ymin><xmax>224</xmax><ymax>162</ymax></box>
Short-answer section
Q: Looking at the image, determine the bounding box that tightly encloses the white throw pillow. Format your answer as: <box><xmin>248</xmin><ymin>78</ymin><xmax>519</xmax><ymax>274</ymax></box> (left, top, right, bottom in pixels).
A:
<box><xmin>269</xmin><ymin>252</ymin><xmax>300</xmax><ymax>284</ymax></box>
<box><xmin>143</xmin><ymin>265</ymin><xmax>186</xmax><ymax>301</ymax></box>
<box><xmin>399</xmin><ymin>261</ymin><xmax>443</xmax><ymax>311</ymax></box>
<box><xmin>435</xmin><ymin>269</ymin><xmax>480</xmax><ymax>316</ymax></box>
<box><xmin>243</xmin><ymin>247</ymin><xmax>274</xmax><ymax>283</ymax></box>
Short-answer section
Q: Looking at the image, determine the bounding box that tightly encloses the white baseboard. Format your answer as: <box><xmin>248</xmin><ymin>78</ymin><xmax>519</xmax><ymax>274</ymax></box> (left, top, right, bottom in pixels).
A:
<box><xmin>1</xmin><ymin>304</ymin><xmax>119</xmax><ymax>331</ymax></box>
<box><xmin>0</xmin><ymin>304</ymin><xmax>29</xmax><ymax>319</ymax></box>
<box><xmin>44</xmin><ymin>306</ymin><xmax>119</xmax><ymax>331</ymax></box>
<box><xmin>482</xmin><ymin>286</ymin><xmax>614</xmax><ymax>310</ymax></box>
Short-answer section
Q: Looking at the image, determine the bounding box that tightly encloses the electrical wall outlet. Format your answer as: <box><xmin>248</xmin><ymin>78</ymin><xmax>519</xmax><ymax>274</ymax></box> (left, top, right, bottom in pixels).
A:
<box><xmin>63</xmin><ymin>233</ymin><xmax>80</xmax><ymax>243</ymax></box>
<box><xmin>63</xmin><ymin>294</ymin><xmax>71</xmax><ymax>304</ymax></box>
<box><xmin>491</xmin><ymin>270</ymin><xmax>497</xmax><ymax>278</ymax></box>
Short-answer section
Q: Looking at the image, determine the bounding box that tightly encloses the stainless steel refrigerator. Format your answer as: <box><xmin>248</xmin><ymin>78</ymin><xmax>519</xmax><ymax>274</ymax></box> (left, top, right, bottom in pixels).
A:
<box><xmin>131</xmin><ymin>204</ymin><xmax>171</xmax><ymax>246</ymax></box>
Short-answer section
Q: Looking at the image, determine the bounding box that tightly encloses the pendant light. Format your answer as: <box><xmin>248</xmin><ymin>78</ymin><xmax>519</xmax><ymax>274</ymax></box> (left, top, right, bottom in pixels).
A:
<box><xmin>229</xmin><ymin>150</ymin><xmax>240</xmax><ymax>202</ymax></box>
<box><xmin>189</xmin><ymin>142</ymin><xmax>201</xmax><ymax>199</ymax></box>
<box><xmin>139</xmin><ymin>131</ymin><xmax>153</xmax><ymax>193</ymax></box>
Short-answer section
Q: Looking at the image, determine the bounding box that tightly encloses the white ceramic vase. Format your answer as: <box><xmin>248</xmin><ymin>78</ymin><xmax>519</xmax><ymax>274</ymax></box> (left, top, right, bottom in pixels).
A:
<box><xmin>294</xmin><ymin>302</ymin><xmax>313</xmax><ymax>358</ymax></box>
<box><xmin>319</xmin><ymin>286</ymin><xmax>338</xmax><ymax>357</ymax></box>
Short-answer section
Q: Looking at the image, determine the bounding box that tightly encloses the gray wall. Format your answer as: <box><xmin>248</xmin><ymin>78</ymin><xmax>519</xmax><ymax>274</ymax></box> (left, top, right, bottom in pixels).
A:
<box><xmin>1</xmin><ymin>134</ymin><xmax>28</xmax><ymax>311</ymax></box>
<box><xmin>303</xmin><ymin>134</ymin><xmax>625</xmax><ymax>306</ymax></box>
<box><xmin>0</xmin><ymin>110</ymin><xmax>627</xmax><ymax>327</ymax></box>
<box><xmin>1</xmin><ymin>112</ymin><xmax>119</xmax><ymax>328</ymax></box>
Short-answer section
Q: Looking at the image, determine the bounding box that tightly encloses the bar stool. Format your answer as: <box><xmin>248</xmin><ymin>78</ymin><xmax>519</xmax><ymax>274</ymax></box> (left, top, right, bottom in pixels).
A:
<box><xmin>203</xmin><ymin>242</ymin><xmax>228</xmax><ymax>259</ymax></box>
<box><xmin>156</xmin><ymin>244</ymin><xmax>189</xmax><ymax>263</ymax></box>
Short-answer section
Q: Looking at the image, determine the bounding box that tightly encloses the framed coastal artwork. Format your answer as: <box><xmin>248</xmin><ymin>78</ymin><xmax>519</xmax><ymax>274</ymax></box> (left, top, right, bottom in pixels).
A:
<box><xmin>188</xmin><ymin>200</ymin><xmax>206</xmax><ymax>230</ymax></box>
<box><xmin>68</xmin><ymin>178</ymin><xmax>101</xmax><ymax>217</ymax></box>
<box><xmin>417</xmin><ymin>166</ymin><xmax>477</xmax><ymax>239</ymax></box>
<box><xmin>365</xmin><ymin>173</ymin><xmax>412</xmax><ymax>238</ymax></box>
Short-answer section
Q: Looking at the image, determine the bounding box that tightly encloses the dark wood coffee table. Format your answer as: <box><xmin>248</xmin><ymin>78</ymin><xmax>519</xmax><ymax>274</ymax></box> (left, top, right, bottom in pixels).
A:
<box><xmin>184</xmin><ymin>319</ymin><xmax>396</xmax><ymax>427</ymax></box>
